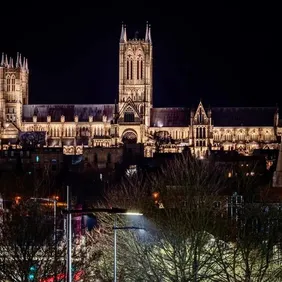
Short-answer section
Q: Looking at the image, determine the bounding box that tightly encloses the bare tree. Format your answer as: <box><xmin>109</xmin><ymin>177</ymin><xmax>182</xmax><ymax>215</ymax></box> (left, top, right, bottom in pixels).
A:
<box><xmin>211</xmin><ymin>203</ymin><xmax>282</xmax><ymax>282</ymax></box>
<box><xmin>0</xmin><ymin>199</ymin><xmax>65</xmax><ymax>282</ymax></box>
<box><xmin>101</xmin><ymin>156</ymin><xmax>230</xmax><ymax>281</ymax></box>
<box><xmin>101</xmin><ymin>155</ymin><xmax>282</xmax><ymax>282</ymax></box>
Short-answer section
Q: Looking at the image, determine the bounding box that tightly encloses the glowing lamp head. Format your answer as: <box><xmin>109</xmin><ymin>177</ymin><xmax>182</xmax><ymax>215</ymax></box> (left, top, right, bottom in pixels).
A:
<box><xmin>15</xmin><ymin>196</ymin><xmax>21</xmax><ymax>205</ymax></box>
<box><xmin>152</xmin><ymin>192</ymin><xmax>159</xmax><ymax>199</ymax></box>
<box><xmin>125</xmin><ymin>212</ymin><xmax>143</xmax><ymax>216</ymax></box>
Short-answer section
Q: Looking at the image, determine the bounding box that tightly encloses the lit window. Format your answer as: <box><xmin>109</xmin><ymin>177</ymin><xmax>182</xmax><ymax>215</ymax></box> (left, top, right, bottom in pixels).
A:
<box><xmin>36</xmin><ymin>155</ymin><xmax>39</xmax><ymax>162</ymax></box>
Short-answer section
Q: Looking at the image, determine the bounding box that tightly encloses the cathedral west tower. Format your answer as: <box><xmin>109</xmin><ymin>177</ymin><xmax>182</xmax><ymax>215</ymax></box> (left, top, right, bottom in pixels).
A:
<box><xmin>118</xmin><ymin>22</ymin><xmax>152</xmax><ymax>128</ymax></box>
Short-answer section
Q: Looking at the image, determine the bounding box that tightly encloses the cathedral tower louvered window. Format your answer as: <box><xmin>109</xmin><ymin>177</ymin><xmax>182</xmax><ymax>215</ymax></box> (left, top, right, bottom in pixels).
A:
<box><xmin>126</xmin><ymin>55</ymin><xmax>133</xmax><ymax>80</ymax></box>
<box><xmin>6</xmin><ymin>75</ymin><xmax>10</xmax><ymax>91</ymax></box>
<box><xmin>137</xmin><ymin>54</ymin><xmax>144</xmax><ymax>80</ymax></box>
<box><xmin>11</xmin><ymin>75</ymin><xmax>16</xmax><ymax>91</ymax></box>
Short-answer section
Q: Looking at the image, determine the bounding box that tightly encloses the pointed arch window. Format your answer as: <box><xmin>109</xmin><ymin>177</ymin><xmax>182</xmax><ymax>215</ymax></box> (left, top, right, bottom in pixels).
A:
<box><xmin>126</xmin><ymin>55</ymin><xmax>133</xmax><ymax>80</ymax></box>
<box><xmin>127</xmin><ymin>60</ymin><xmax>130</xmax><ymax>80</ymax></box>
<box><xmin>6</xmin><ymin>75</ymin><xmax>10</xmax><ymax>91</ymax></box>
<box><xmin>140</xmin><ymin>60</ymin><xmax>143</xmax><ymax>79</ymax></box>
<box><xmin>198</xmin><ymin>108</ymin><xmax>203</xmax><ymax>123</ymax></box>
<box><xmin>130</xmin><ymin>60</ymin><xmax>133</xmax><ymax>80</ymax></box>
<box><xmin>11</xmin><ymin>75</ymin><xmax>15</xmax><ymax>91</ymax></box>
<box><xmin>136</xmin><ymin>54</ymin><xmax>144</xmax><ymax>80</ymax></box>
<box><xmin>124</xmin><ymin>107</ymin><xmax>135</xmax><ymax>122</ymax></box>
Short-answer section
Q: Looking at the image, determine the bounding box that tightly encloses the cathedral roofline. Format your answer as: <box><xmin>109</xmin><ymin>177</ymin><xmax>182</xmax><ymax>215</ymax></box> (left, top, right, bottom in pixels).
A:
<box><xmin>26</xmin><ymin>103</ymin><xmax>115</xmax><ymax>106</ymax></box>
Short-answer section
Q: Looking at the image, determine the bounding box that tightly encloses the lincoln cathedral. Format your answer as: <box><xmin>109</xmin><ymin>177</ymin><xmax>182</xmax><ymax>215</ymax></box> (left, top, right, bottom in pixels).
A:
<box><xmin>0</xmin><ymin>23</ymin><xmax>281</xmax><ymax>158</ymax></box>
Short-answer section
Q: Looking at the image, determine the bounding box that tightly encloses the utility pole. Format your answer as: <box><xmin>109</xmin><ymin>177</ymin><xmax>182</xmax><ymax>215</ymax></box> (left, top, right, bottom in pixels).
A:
<box><xmin>54</xmin><ymin>198</ymin><xmax>58</xmax><ymax>282</ymax></box>
<box><xmin>66</xmin><ymin>186</ymin><xmax>72</xmax><ymax>282</ymax></box>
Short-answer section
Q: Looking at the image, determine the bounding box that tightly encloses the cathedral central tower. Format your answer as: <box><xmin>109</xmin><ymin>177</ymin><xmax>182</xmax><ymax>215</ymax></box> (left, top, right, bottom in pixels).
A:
<box><xmin>118</xmin><ymin>22</ymin><xmax>153</xmax><ymax>127</ymax></box>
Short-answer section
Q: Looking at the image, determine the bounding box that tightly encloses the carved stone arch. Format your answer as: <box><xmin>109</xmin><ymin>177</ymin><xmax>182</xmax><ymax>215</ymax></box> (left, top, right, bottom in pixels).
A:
<box><xmin>125</xmin><ymin>50</ymin><xmax>134</xmax><ymax>80</ymax></box>
<box><xmin>122</xmin><ymin>129</ymin><xmax>138</xmax><ymax>144</ymax></box>
<box><xmin>125</xmin><ymin>106</ymin><xmax>134</xmax><ymax>113</ymax></box>
<box><xmin>125</xmin><ymin>49</ymin><xmax>134</xmax><ymax>61</ymax></box>
<box><xmin>136</xmin><ymin>51</ymin><xmax>144</xmax><ymax>59</ymax></box>
<box><xmin>136</xmin><ymin>47</ymin><xmax>144</xmax><ymax>54</ymax></box>
<box><xmin>125</xmin><ymin>49</ymin><xmax>134</xmax><ymax>59</ymax></box>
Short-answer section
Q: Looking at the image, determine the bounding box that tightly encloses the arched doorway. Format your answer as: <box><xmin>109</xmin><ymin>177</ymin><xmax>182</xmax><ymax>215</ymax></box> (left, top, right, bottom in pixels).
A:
<box><xmin>122</xmin><ymin>130</ymin><xmax>137</xmax><ymax>144</ymax></box>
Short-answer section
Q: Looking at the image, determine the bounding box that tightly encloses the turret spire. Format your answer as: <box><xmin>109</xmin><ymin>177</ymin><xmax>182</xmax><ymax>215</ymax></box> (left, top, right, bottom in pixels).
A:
<box><xmin>22</xmin><ymin>57</ymin><xmax>26</xmax><ymax>69</ymax></box>
<box><xmin>16</xmin><ymin>52</ymin><xmax>19</xmax><ymax>67</ymax></box>
<box><xmin>5</xmin><ymin>54</ymin><xmax>8</xmax><ymax>66</ymax></box>
<box><xmin>19</xmin><ymin>53</ymin><xmax>22</xmax><ymax>67</ymax></box>
<box><xmin>120</xmin><ymin>22</ymin><xmax>124</xmax><ymax>42</ymax></box>
<box><xmin>145</xmin><ymin>21</ymin><xmax>152</xmax><ymax>43</ymax></box>
<box><xmin>9</xmin><ymin>57</ymin><xmax>14</xmax><ymax>68</ymax></box>
<box><xmin>25</xmin><ymin>58</ymin><xmax>29</xmax><ymax>71</ymax></box>
<box><xmin>0</xmin><ymin>53</ymin><xmax>4</xmax><ymax>66</ymax></box>
<box><xmin>120</xmin><ymin>22</ymin><xmax>127</xmax><ymax>43</ymax></box>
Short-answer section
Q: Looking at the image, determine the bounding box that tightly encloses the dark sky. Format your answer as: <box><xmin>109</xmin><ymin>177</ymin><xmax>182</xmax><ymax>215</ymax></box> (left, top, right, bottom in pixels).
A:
<box><xmin>1</xmin><ymin>2</ymin><xmax>281</xmax><ymax>108</ymax></box>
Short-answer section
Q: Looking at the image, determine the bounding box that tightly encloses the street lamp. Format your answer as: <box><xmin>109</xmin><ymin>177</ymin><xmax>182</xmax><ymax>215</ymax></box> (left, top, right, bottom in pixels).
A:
<box><xmin>62</xmin><ymin>199</ymin><xmax>143</xmax><ymax>282</ymax></box>
<box><xmin>113</xmin><ymin>212</ymin><xmax>143</xmax><ymax>282</ymax></box>
<box><xmin>30</xmin><ymin>196</ymin><xmax>58</xmax><ymax>282</ymax></box>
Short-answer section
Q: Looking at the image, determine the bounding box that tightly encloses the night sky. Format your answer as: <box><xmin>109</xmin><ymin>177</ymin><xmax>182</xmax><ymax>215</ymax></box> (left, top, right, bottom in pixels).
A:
<box><xmin>1</xmin><ymin>2</ymin><xmax>281</xmax><ymax>108</ymax></box>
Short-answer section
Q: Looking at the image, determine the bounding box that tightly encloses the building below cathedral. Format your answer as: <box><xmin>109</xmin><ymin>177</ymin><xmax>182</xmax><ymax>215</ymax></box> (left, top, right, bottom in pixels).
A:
<box><xmin>0</xmin><ymin>23</ymin><xmax>281</xmax><ymax>158</ymax></box>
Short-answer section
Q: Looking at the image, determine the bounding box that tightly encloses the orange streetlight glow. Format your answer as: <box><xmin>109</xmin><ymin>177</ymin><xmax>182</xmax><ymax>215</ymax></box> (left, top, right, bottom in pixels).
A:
<box><xmin>15</xmin><ymin>196</ymin><xmax>21</xmax><ymax>205</ymax></box>
<box><xmin>152</xmin><ymin>192</ymin><xmax>159</xmax><ymax>199</ymax></box>
<box><xmin>53</xmin><ymin>195</ymin><xmax>59</xmax><ymax>201</ymax></box>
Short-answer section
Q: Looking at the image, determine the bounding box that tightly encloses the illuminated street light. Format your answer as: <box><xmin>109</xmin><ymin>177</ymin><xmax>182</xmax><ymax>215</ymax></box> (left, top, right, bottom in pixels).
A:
<box><xmin>62</xmin><ymin>191</ymin><xmax>142</xmax><ymax>282</ymax></box>
<box><xmin>15</xmin><ymin>196</ymin><xmax>21</xmax><ymax>205</ymax></box>
<box><xmin>118</xmin><ymin>212</ymin><xmax>143</xmax><ymax>216</ymax></box>
<box><xmin>113</xmin><ymin>212</ymin><xmax>144</xmax><ymax>282</ymax></box>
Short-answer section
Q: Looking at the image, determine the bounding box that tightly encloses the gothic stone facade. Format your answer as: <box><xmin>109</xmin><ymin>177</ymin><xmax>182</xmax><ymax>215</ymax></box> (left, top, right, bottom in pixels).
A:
<box><xmin>0</xmin><ymin>23</ymin><xmax>281</xmax><ymax>158</ymax></box>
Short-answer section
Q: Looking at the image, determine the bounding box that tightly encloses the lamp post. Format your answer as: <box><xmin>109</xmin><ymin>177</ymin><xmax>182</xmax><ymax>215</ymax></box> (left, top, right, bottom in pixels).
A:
<box><xmin>30</xmin><ymin>197</ymin><xmax>58</xmax><ymax>282</ymax></box>
<box><xmin>66</xmin><ymin>186</ymin><xmax>72</xmax><ymax>282</ymax></box>
<box><xmin>62</xmin><ymin>202</ymin><xmax>142</xmax><ymax>282</ymax></box>
<box><xmin>113</xmin><ymin>212</ymin><xmax>143</xmax><ymax>282</ymax></box>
